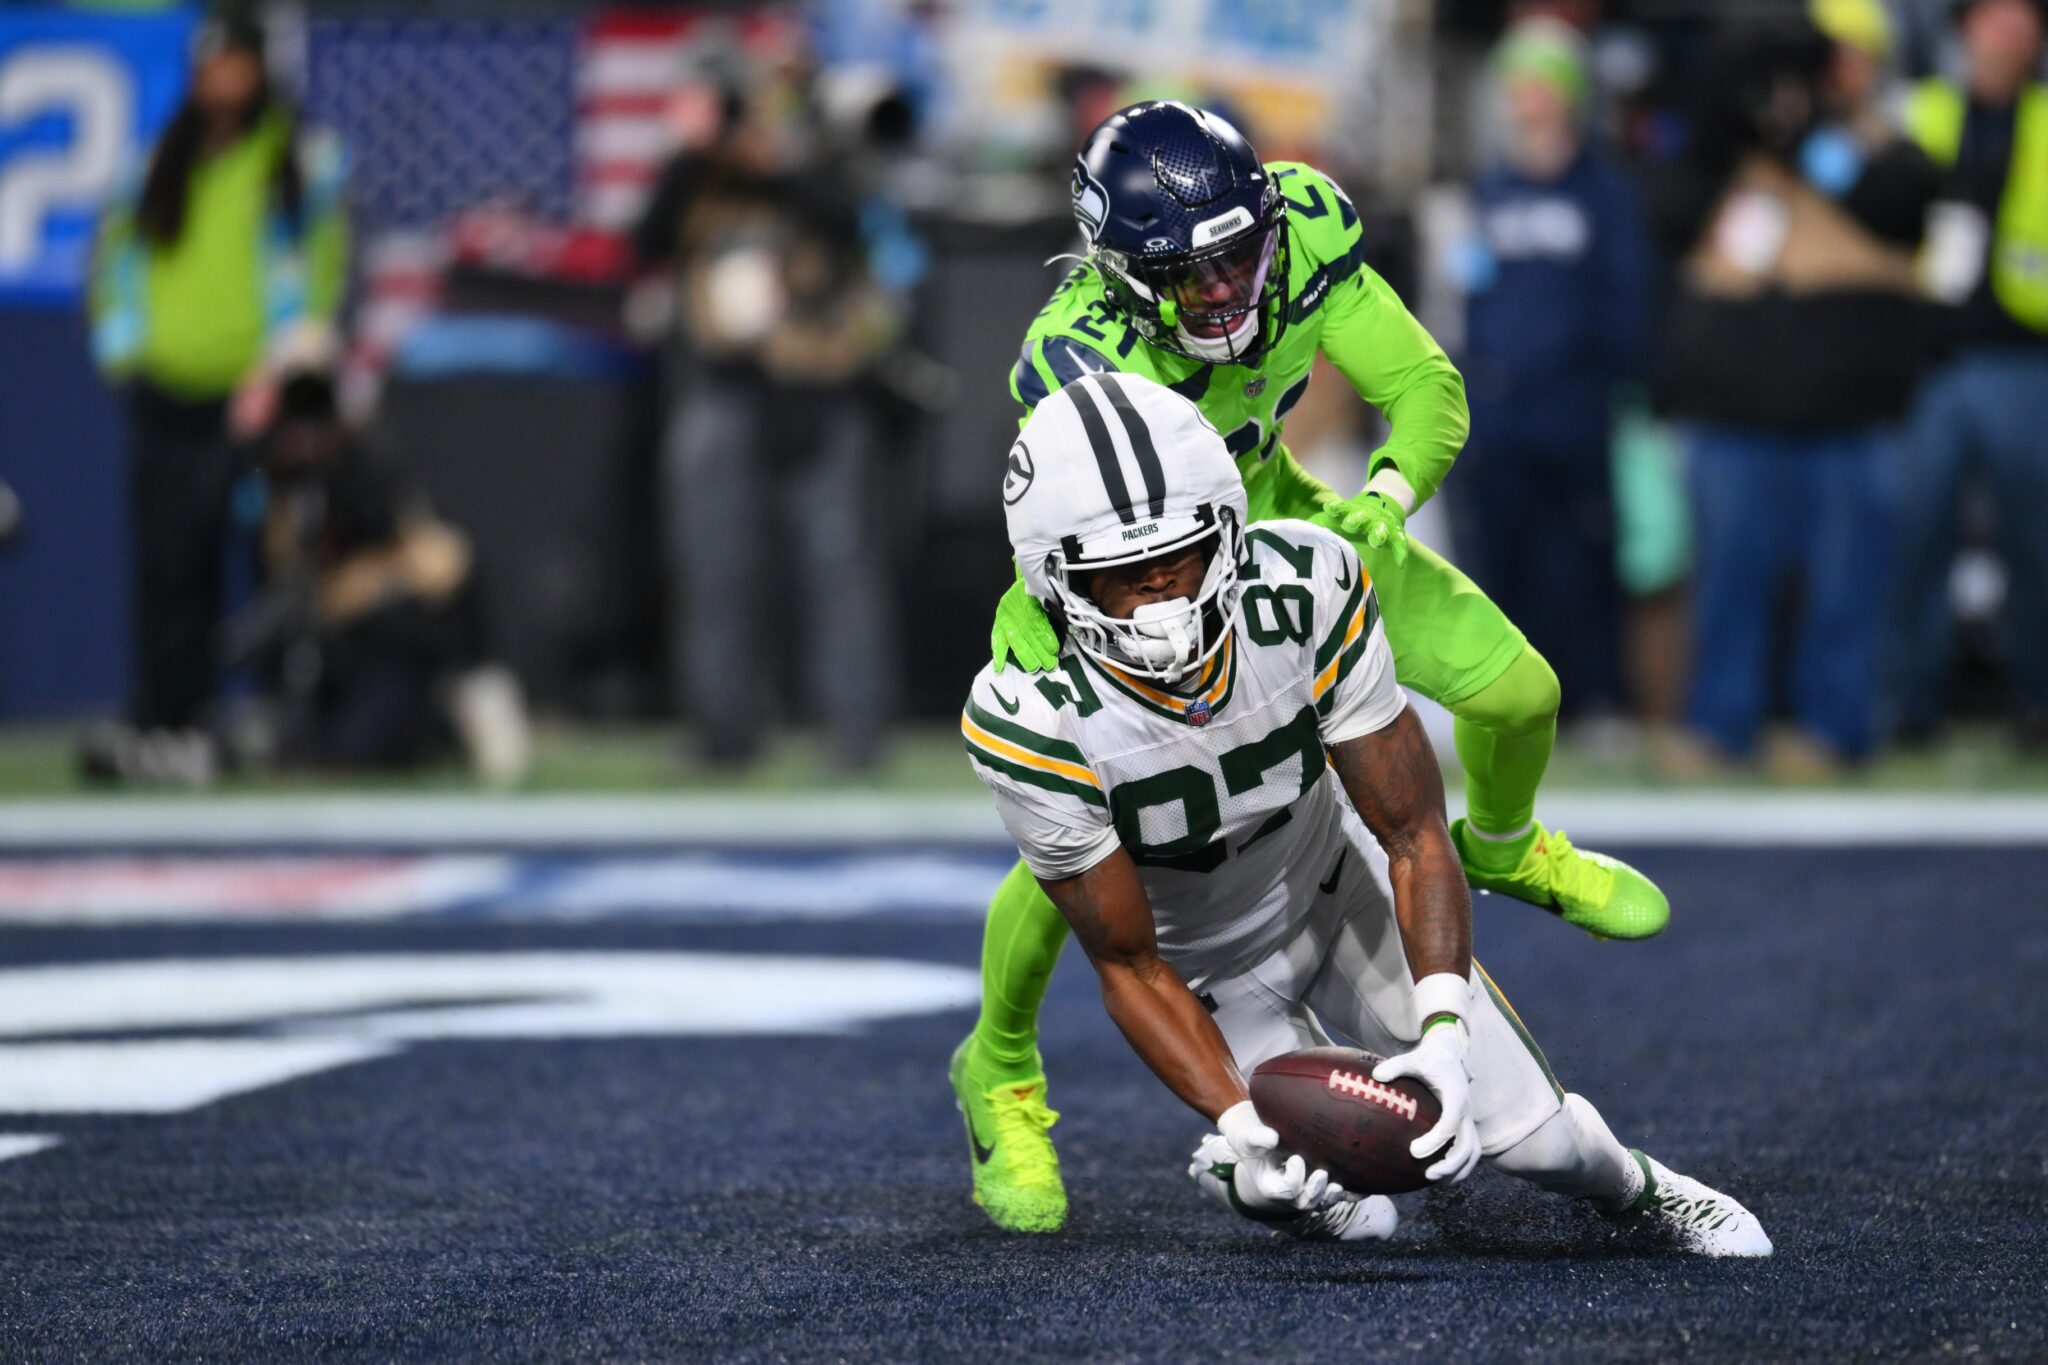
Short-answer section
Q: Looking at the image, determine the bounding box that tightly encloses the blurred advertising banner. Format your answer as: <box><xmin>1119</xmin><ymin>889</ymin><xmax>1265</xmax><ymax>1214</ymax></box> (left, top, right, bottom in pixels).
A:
<box><xmin>963</xmin><ymin>0</ymin><xmax>1375</xmax><ymax>78</ymax></box>
<box><xmin>947</xmin><ymin>0</ymin><xmax>1386</xmax><ymax>161</ymax></box>
<box><xmin>0</xmin><ymin>7</ymin><xmax>194</xmax><ymax>306</ymax></box>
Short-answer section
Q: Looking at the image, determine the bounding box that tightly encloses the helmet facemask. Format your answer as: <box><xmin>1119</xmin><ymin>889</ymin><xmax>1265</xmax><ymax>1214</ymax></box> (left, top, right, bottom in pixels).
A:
<box><xmin>1045</xmin><ymin>507</ymin><xmax>1245</xmax><ymax>684</ymax></box>
<box><xmin>1096</xmin><ymin>201</ymin><xmax>1289</xmax><ymax>367</ymax></box>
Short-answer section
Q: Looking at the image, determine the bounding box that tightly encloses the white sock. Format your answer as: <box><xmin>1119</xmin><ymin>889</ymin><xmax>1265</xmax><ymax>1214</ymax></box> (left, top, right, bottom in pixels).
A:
<box><xmin>1490</xmin><ymin>1093</ymin><xmax>1640</xmax><ymax>1210</ymax></box>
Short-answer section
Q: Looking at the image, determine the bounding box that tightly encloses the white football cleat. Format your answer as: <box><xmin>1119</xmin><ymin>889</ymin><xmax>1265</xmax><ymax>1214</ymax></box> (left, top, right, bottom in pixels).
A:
<box><xmin>1627</xmin><ymin>1150</ymin><xmax>1773</xmax><ymax>1257</ymax></box>
<box><xmin>1284</xmin><ymin>1193</ymin><xmax>1399</xmax><ymax>1243</ymax></box>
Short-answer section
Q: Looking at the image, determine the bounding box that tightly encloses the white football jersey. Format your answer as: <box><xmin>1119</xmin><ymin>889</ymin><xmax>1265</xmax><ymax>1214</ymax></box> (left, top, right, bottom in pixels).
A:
<box><xmin>964</xmin><ymin>518</ymin><xmax>1406</xmax><ymax>984</ymax></box>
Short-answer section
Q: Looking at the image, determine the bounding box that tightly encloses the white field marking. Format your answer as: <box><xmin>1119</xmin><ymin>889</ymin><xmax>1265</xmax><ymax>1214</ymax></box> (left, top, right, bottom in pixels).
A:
<box><xmin>0</xmin><ymin>795</ymin><xmax>1008</xmax><ymax>848</ymax></box>
<box><xmin>0</xmin><ymin>853</ymin><xmax>1011</xmax><ymax>925</ymax></box>
<box><xmin>0</xmin><ymin>1039</ymin><xmax>395</xmax><ymax>1113</ymax></box>
<box><xmin>0</xmin><ymin>792</ymin><xmax>2044</xmax><ymax>849</ymax></box>
<box><xmin>0</xmin><ymin>1134</ymin><xmax>59</xmax><ymax>1162</ymax></box>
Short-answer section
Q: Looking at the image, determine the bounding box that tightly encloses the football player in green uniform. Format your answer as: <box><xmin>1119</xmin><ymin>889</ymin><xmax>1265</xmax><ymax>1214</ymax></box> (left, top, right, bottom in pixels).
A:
<box><xmin>951</xmin><ymin>101</ymin><xmax>1668</xmax><ymax>1233</ymax></box>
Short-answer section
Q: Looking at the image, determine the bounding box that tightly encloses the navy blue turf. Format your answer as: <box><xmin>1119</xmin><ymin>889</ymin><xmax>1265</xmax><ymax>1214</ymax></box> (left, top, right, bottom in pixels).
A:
<box><xmin>0</xmin><ymin>845</ymin><xmax>2042</xmax><ymax>1361</ymax></box>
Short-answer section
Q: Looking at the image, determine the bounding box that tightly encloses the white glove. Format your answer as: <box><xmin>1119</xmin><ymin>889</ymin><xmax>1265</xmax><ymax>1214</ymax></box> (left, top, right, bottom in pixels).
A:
<box><xmin>1211</xmin><ymin>1100</ymin><xmax>1352</xmax><ymax>1214</ymax></box>
<box><xmin>1372</xmin><ymin>1022</ymin><xmax>1482</xmax><ymax>1183</ymax></box>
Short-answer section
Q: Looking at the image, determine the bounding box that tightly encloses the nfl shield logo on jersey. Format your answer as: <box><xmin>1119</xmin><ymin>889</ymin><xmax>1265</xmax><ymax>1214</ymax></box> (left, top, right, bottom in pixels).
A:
<box><xmin>1183</xmin><ymin>699</ymin><xmax>1212</xmax><ymax>727</ymax></box>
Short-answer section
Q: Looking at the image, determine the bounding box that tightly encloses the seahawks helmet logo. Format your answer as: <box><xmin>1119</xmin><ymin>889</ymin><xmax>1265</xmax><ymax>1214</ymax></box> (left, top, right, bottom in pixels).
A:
<box><xmin>1072</xmin><ymin>166</ymin><xmax>1109</xmax><ymax>244</ymax></box>
<box><xmin>1003</xmin><ymin>440</ymin><xmax>1036</xmax><ymax>505</ymax></box>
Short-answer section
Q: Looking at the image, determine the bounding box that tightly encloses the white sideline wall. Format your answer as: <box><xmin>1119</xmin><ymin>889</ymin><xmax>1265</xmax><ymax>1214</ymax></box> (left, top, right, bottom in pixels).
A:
<box><xmin>0</xmin><ymin>791</ymin><xmax>2043</xmax><ymax>849</ymax></box>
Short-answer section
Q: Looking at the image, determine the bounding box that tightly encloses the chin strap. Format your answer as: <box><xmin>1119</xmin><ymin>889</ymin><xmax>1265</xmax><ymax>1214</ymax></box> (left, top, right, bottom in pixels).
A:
<box><xmin>1175</xmin><ymin>310</ymin><xmax>1260</xmax><ymax>365</ymax></box>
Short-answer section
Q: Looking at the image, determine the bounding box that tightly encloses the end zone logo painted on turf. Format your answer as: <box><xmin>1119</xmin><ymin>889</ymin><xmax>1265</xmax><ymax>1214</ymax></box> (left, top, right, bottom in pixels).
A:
<box><xmin>0</xmin><ymin>952</ymin><xmax>979</xmax><ymax>1162</ymax></box>
<box><xmin>1326</xmin><ymin>1067</ymin><xmax>1418</xmax><ymax>1121</ymax></box>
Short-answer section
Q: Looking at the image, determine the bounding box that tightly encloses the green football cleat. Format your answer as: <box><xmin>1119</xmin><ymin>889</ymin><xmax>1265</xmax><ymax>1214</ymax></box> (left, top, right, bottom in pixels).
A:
<box><xmin>1450</xmin><ymin>818</ymin><xmax>1670</xmax><ymax>941</ymax></box>
<box><xmin>949</xmin><ymin>1038</ymin><xmax>1067</xmax><ymax>1233</ymax></box>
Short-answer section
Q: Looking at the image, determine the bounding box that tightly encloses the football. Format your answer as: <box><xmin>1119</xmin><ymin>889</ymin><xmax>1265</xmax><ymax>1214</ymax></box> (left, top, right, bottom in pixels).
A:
<box><xmin>1249</xmin><ymin>1046</ymin><xmax>1442</xmax><ymax>1195</ymax></box>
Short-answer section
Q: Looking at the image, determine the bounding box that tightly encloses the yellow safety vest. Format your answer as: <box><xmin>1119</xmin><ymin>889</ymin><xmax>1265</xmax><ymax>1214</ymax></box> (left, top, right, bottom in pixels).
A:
<box><xmin>1904</xmin><ymin>79</ymin><xmax>2048</xmax><ymax>332</ymax></box>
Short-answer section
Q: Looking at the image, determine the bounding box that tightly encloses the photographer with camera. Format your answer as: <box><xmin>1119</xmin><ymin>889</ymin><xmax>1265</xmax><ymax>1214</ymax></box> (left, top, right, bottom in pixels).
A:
<box><xmin>234</xmin><ymin>371</ymin><xmax>529</xmax><ymax>785</ymax></box>
<box><xmin>1891</xmin><ymin>0</ymin><xmax>2048</xmax><ymax>749</ymax></box>
<box><xmin>1651</xmin><ymin>2</ymin><xmax>1938</xmax><ymax>778</ymax></box>
<box><xmin>631</xmin><ymin>37</ymin><xmax>913</xmax><ymax>773</ymax></box>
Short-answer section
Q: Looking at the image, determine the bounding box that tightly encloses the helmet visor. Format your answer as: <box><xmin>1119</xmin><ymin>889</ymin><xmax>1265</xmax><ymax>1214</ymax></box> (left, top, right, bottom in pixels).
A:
<box><xmin>1141</xmin><ymin>221</ymin><xmax>1280</xmax><ymax>340</ymax></box>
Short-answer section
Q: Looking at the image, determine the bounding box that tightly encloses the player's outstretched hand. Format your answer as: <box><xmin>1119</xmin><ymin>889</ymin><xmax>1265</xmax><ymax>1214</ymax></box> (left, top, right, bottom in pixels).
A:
<box><xmin>1215</xmin><ymin>1100</ymin><xmax>1353</xmax><ymax>1212</ymax></box>
<box><xmin>991</xmin><ymin>577</ymin><xmax>1061</xmax><ymax>674</ymax></box>
<box><xmin>1326</xmin><ymin>490</ymin><xmax>1410</xmax><ymax>567</ymax></box>
<box><xmin>1373</xmin><ymin>1026</ymin><xmax>1481</xmax><ymax>1183</ymax></box>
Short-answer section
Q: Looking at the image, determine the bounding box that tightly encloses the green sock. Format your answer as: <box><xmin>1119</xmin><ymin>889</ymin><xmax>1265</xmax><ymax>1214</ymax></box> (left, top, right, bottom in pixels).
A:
<box><xmin>1451</xmin><ymin>646</ymin><xmax>1560</xmax><ymax>868</ymax></box>
<box><xmin>968</xmin><ymin>860</ymin><xmax>1069</xmax><ymax>1082</ymax></box>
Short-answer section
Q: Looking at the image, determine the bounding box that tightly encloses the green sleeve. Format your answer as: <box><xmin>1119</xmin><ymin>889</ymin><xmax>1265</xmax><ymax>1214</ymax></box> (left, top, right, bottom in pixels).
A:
<box><xmin>304</xmin><ymin>197</ymin><xmax>348</xmax><ymax>322</ymax></box>
<box><xmin>300</xmin><ymin>130</ymin><xmax>350</xmax><ymax>322</ymax></box>
<box><xmin>1008</xmin><ymin>341</ymin><xmax>1052</xmax><ymax>430</ymax></box>
<box><xmin>87</xmin><ymin>195</ymin><xmax>134</xmax><ymax>332</ymax></box>
<box><xmin>86</xmin><ymin>173</ymin><xmax>143</xmax><ymax>378</ymax></box>
<box><xmin>1316</xmin><ymin>262</ymin><xmax>1468</xmax><ymax>507</ymax></box>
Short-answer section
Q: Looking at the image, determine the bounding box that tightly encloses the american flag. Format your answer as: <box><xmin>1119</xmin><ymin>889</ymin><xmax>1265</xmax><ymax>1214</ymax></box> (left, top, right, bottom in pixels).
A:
<box><xmin>577</xmin><ymin>10</ymin><xmax>805</xmax><ymax>232</ymax></box>
<box><xmin>302</xmin><ymin>10</ymin><xmax>804</xmax><ymax>370</ymax></box>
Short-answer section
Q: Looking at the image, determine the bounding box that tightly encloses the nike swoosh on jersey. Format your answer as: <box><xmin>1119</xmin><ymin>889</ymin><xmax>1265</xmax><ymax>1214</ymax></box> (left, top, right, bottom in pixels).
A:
<box><xmin>1318</xmin><ymin>850</ymin><xmax>1348</xmax><ymax>895</ymax></box>
<box><xmin>1334</xmin><ymin>555</ymin><xmax>1353</xmax><ymax>591</ymax></box>
<box><xmin>992</xmin><ymin>689</ymin><xmax>1022</xmax><ymax>716</ymax></box>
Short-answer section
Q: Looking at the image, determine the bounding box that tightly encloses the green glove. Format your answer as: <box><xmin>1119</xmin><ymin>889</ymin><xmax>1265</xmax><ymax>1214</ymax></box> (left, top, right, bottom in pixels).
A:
<box><xmin>991</xmin><ymin>573</ymin><xmax>1060</xmax><ymax>674</ymax></box>
<box><xmin>1326</xmin><ymin>490</ymin><xmax>1410</xmax><ymax>567</ymax></box>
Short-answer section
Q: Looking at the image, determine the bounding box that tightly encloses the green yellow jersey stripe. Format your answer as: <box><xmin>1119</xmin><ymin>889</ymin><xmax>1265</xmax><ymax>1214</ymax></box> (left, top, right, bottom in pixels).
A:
<box><xmin>960</xmin><ymin>712</ymin><xmax>1106</xmax><ymax>809</ymax></box>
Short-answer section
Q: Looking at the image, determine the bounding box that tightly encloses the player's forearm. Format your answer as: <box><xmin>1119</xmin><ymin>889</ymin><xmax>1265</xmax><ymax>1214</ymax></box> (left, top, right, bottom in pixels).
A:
<box><xmin>1385</xmin><ymin>825</ymin><xmax>1472</xmax><ymax>988</ymax></box>
<box><xmin>1096</xmin><ymin>957</ymin><xmax>1249</xmax><ymax>1123</ymax></box>
<box><xmin>1368</xmin><ymin>361</ymin><xmax>1467</xmax><ymax>509</ymax></box>
<box><xmin>1038</xmin><ymin>854</ymin><xmax>1247</xmax><ymax>1122</ymax></box>
<box><xmin>1323</xmin><ymin>266</ymin><xmax>1470</xmax><ymax>508</ymax></box>
<box><xmin>1330</xmin><ymin>708</ymin><xmax>1472</xmax><ymax>987</ymax></box>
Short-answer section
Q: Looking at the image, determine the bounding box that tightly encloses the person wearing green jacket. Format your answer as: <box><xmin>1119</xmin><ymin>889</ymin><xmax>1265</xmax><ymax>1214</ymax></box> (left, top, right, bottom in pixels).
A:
<box><xmin>1892</xmin><ymin>0</ymin><xmax>2048</xmax><ymax>747</ymax></box>
<box><xmin>87</xmin><ymin>15</ymin><xmax>346</xmax><ymax>766</ymax></box>
<box><xmin>949</xmin><ymin>101</ymin><xmax>1669</xmax><ymax>1235</ymax></box>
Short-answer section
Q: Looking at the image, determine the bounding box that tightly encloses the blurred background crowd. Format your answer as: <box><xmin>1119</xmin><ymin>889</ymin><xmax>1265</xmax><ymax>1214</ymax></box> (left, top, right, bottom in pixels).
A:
<box><xmin>0</xmin><ymin>0</ymin><xmax>2042</xmax><ymax>789</ymax></box>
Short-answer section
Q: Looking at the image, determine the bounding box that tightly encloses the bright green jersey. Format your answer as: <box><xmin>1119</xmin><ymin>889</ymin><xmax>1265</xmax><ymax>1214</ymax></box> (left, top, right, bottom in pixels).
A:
<box><xmin>1008</xmin><ymin>162</ymin><xmax>1468</xmax><ymax>510</ymax></box>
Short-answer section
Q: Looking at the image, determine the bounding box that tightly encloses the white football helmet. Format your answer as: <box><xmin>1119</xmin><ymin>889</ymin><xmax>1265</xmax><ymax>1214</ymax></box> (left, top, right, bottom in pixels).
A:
<box><xmin>1003</xmin><ymin>372</ymin><xmax>1248</xmax><ymax>683</ymax></box>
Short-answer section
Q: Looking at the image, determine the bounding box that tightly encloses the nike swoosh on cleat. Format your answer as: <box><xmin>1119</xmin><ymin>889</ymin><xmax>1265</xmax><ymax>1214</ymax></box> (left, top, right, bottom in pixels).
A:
<box><xmin>991</xmin><ymin>689</ymin><xmax>1021</xmax><ymax>716</ymax></box>
<box><xmin>965</xmin><ymin>1115</ymin><xmax>996</xmax><ymax>1164</ymax></box>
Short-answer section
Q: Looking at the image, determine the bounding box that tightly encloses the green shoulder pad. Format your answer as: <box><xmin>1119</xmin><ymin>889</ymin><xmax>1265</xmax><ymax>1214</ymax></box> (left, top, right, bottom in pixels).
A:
<box><xmin>1267</xmin><ymin>161</ymin><xmax>1364</xmax><ymax>269</ymax></box>
<box><xmin>1013</xmin><ymin>262</ymin><xmax>1207</xmax><ymax>411</ymax></box>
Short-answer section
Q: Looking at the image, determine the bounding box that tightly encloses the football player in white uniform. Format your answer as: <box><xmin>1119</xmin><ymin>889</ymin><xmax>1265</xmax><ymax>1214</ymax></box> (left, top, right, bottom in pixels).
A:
<box><xmin>961</xmin><ymin>372</ymin><xmax>1770</xmax><ymax>1255</ymax></box>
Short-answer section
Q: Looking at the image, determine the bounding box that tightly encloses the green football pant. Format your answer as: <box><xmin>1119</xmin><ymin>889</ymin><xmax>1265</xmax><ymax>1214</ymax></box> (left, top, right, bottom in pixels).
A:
<box><xmin>966</xmin><ymin>445</ymin><xmax>1560</xmax><ymax>1080</ymax></box>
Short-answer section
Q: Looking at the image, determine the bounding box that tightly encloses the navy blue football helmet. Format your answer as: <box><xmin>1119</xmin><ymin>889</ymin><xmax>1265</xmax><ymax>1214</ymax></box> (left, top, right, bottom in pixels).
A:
<box><xmin>1070</xmin><ymin>101</ymin><xmax>1288</xmax><ymax>367</ymax></box>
